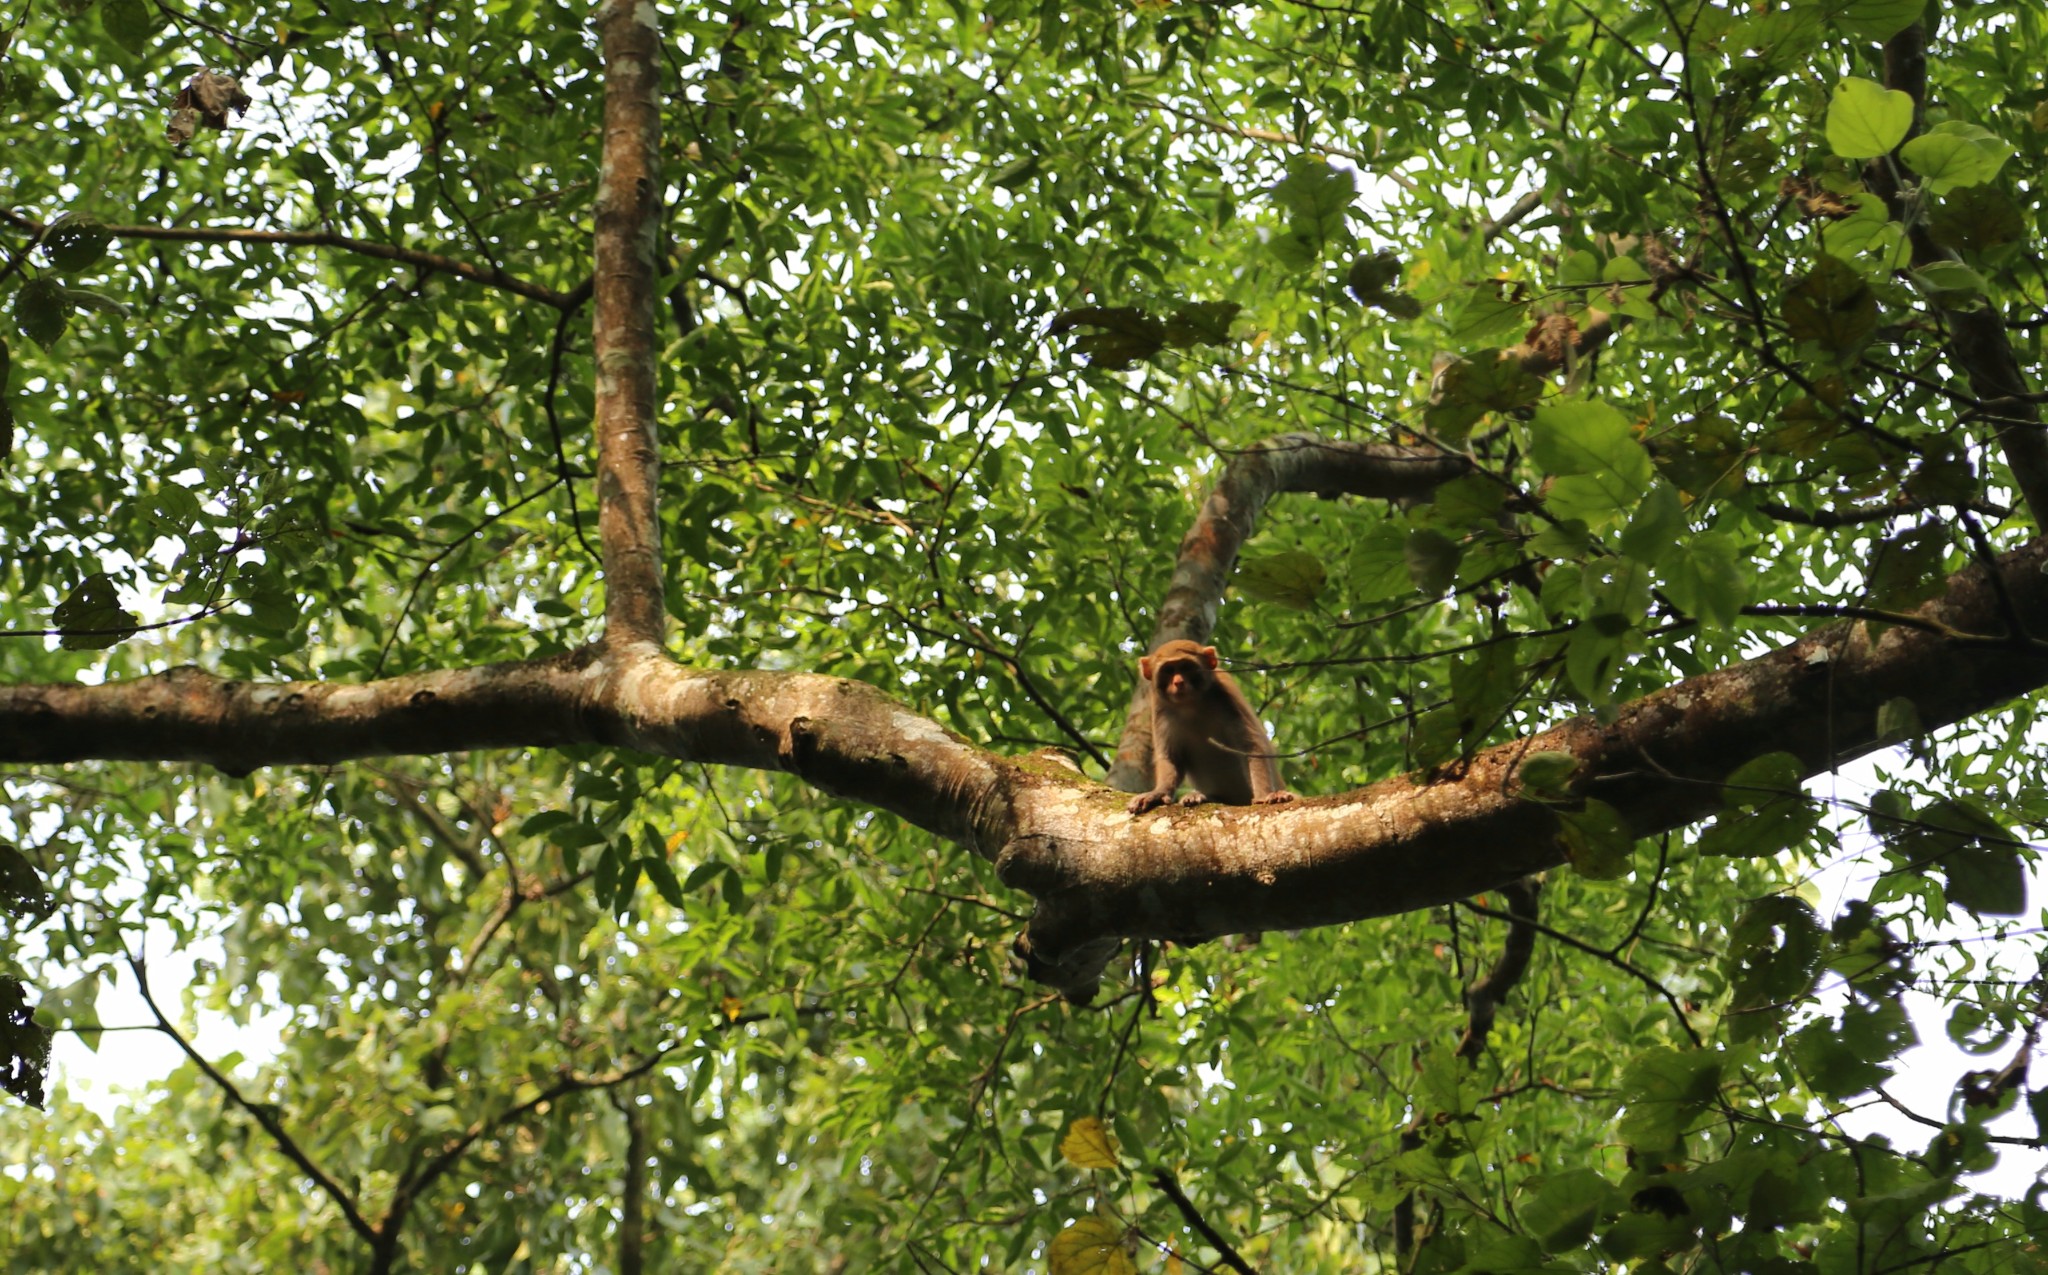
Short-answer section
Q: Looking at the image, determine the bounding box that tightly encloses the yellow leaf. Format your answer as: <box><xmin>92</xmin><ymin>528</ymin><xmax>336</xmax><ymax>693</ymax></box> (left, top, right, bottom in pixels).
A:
<box><xmin>1048</xmin><ymin>1218</ymin><xmax>1136</xmax><ymax>1275</ymax></box>
<box><xmin>1060</xmin><ymin>1116</ymin><xmax>1121</xmax><ymax>1170</ymax></box>
<box><xmin>721</xmin><ymin>996</ymin><xmax>743</xmax><ymax>1021</ymax></box>
<box><xmin>666</xmin><ymin>829</ymin><xmax>688</xmax><ymax>853</ymax></box>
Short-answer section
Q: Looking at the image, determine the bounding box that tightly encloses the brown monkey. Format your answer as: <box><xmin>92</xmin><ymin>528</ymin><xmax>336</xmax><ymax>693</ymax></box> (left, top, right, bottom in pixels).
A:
<box><xmin>1127</xmin><ymin>640</ymin><xmax>1296</xmax><ymax>815</ymax></box>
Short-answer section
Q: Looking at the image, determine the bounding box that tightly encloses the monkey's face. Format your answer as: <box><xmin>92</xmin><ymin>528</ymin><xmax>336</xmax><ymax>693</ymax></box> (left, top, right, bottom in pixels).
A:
<box><xmin>1151</xmin><ymin>658</ymin><xmax>1212</xmax><ymax>706</ymax></box>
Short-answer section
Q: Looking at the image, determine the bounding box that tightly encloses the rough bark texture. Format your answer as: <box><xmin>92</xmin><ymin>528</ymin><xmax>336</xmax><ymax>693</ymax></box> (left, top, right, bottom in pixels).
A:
<box><xmin>8</xmin><ymin>539</ymin><xmax>2048</xmax><ymax>1000</ymax></box>
<box><xmin>0</xmin><ymin>653</ymin><xmax>600</xmax><ymax>777</ymax></box>
<box><xmin>592</xmin><ymin>0</ymin><xmax>667</xmax><ymax>645</ymax></box>
<box><xmin>1003</xmin><ymin>536</ymin><xmax>2048</xmax><ymax>992</ymax></box>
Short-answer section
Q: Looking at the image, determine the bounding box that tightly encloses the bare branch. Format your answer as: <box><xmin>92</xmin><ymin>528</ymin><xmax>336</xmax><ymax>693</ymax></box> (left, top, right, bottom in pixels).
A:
<box><xmin>1151</xmin><ymin>1167</ymin><xmax>1259</xmax><ymax>1275</ymax></box>
<box><xmin>1456</xmin><ymin>877</ymin><xmax>1541</xmax><ymax>1060</ymax></box>
<box><xmin>0</xmin><ymin>207</ymin><xmax>581</xmax><ymax>309</ymax></box>
<box><xmin>11</xmin><ymin>538</ymin><xmax>2048</xmax><ymax>1001</ymax></box>
<box><xmin>591</xmin><ymin>0</ymin><xmax>667</xmax><ymax>645</ymax></box>
<box><xmin>128</xmin><ymin>954</ymin><xmax>378</xmax><ymax>1246</ymax></box>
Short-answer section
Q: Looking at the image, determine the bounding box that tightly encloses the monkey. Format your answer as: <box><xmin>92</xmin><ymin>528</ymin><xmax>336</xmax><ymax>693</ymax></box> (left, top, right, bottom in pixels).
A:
<box><xmin>1127</xmin><ymin>640</ymin><xmax>1297</xmax><ymax>815</ymax></box>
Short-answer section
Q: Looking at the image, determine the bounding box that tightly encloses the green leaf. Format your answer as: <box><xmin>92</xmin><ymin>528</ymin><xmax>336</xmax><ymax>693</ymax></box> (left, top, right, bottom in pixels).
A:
<box><xmin>1697</xmin><ymin>751</ymin><xmax>1819</xmax><ymax>859</ymax></box>
<box><xmin>1724</xmin><ymin>897</ymin><xmax>1827</xmax><ymax>1042</ymax></box>
<box><xmin>1403</xmin><ymin>527</ymin><xmax>1461</xmax><ymax>597</ymax></box>
<box><xmin>682</xmin><ymin>860</ymin><xmax>727</xmax><ymax>893</ymax></box>
<box><xmin>1824</xmin><ymin>0</ymin><xmax>1925</xmax><ymax>42</ymax></box>
<box><xmin>1349</xmin><ymin>520</ymin><xmax>1412</xmax><ymax>600</ymax></box>
<box><xmin>42</xmin><ymin>213</ymin><xmax>113</xmax><ymax>272</ymax></box>
<box><xmin>1824</xmin><ymin>77</ymin><xmax>1914</xmax><ymax>159</ymax></box>
<box><xmin>98</xmin><ymin>0</ymin><xmax>150</xmax><ymax>53</ymax></box>
<box><xmin>1617</xmin><ymin>1047</ymin><xmax>1721</xmax><ymax>1153</ymax></box>
<box><xmin>52</xmin><ymin>571</ymin><xmax>139</xmax><ymax>650</ymax></box>
<box><xmin>1236</xmin><ymin>549</ymin><xmax>1326</xmax><ymax>610</ymax></box>
<box><xmin>1527</xmin><ymin>400</ymin><xmax>1650</xmax><ymax>481</ymax></box>
<box><xmin>1600</xmin><ymin>1211</ymin><xmax>1699</xmax><ymax>1262</ymax></box>
<box><xmin>642</xmin><ymin>854</ymin><xmax>686</xmax><ymax>907</ymax></box>
<box><xmin>34</xmin><ymin>974</ymin><xmax>101</xmax><ymax>1054</ymax></box>
<box><xmin>991</xmin><ymin>154</ymin><xmax>1042</xmax><ymax>189</ymax></box>
<box><xmin>1791</xmin><ymin>997</ymin><xmax>1914</xmax><ymax>1099</ymax></box>
<box><xmin>1517</xmin><ymin>751</ymin><xmax>1580</xmax><ymax>798</ymax></box>
<box><xmin>1919</xmin><ymin>801</ymin><xmax>2028</xmax><ymax>916</ymax></box>
<box><xmin>1269</xmin><ymin>156</ymin><xmax>1355</xmax><ymax>267</ymax></box>
<box><xmin>1910</xmin><ymin>260</ymin><xmax>1988</xmax><ymax>304</ymax></box>
<box><xmin>1817</xmin><ymin>204</ymin><xmax>1909</xmax><ymax>270</ymax></box>
<box><xmin>1900</xmin><ymin>122</ymin><xmax>2013</xmax><ymax>195</ymax></box>
<box><xmin>1874</xmin><ymin>696</ymin><xmax>1920</xmax><ymax>742</ymax></box>
<box><xmin>1866</xmin><ymin>523</ymin><xmax>1947</xmax><ymax>611</ymax></box>
<box><xmin>1160</xmin><ymin>300</ymin><xmax>1240</xmax><ymax>348</ymax></box>
<box><xmin>1450</xmin><ymin>278</ymin><xmax>1533</xmax><ymax>343</ymax></box>
<box><xmin>1662</xmin><ymin>531</ymin><xmax>1748</xmax><ymax>629</ymax></box>
<box><xmin>1557</xmin><ymin>799</ymin><xmax>1633</xmax><ymax>879</ymax></box>
<box><xmin>14</xmin><ymin>277</ymin><xmax>69</xmax><ymax>349</ymax></box>
<box><xmin>1520</xmin><ymin>1169</ymin><xmax>1615</xmax><ymax>1253</ymax></box>
<box><xmin>0</xmin><ymin>842</ymin><xmax>53</xmax><ymax>923</ymax></box>
<box><xmin>1599</xmin><ymin>254</ymin><xmax>1657</xmax><ymax>319</ymax></box>
<box><xmin>1782</xmin><ymin>254</ymin><xmax>1877</xmax><ymax>358</ymax></box>
<box><xmin>1528</xmin><ymin>400</ymin><xmax>1653</xmax><ymax>528</ymax></box>
<box><xmin>1927</xmin><ymin>184</ymin><xmax>2025</xmax><ymax>258</ymax></box>
<box><xmin>1049</xmin><ymin>305</ymin><xmax>1165</xmax><ymax>369</ymax></box>
<box><xmin>1423</xmin><ymin>348</ymin><xmax>1543</xmax><ymax>442</ymax></box>
<box><xmin>1564</xmin><ymin>625</ymin><xmax>1627</xmax><ymax>703</ymax></box>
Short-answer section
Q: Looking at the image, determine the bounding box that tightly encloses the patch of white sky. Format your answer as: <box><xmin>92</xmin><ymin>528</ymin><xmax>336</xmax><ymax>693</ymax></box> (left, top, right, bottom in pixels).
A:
<box><xmin>1796</xmin><ymin>745</ymin><xmax>2048</xmax><ymax>1197</ymax></box>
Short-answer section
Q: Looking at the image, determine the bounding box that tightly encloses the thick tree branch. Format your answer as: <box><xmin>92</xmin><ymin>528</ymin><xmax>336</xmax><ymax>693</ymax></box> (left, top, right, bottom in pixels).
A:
<box><xmin>0</xmin><ymin>208</ymin><xmax>580</xmax><ymax>309</ymax></box>
<box><xmin>1005</xmin><ymin>536</ymin><xmax>2048</xmax><ymax>991</ymax></box>
<box><xmin>0</xmin><ymin>651</ymin><xmax>603</xmax><ymax>777</ymax></box>
<box><xmin>592</xmin><ymin>0</ymin><xmax>667</xmax><ymax>645</ymax></box>
<box><xmin>10</xmin><ymin>542</ymin><xmax>2048</xmax><ymax>999</ymax></box>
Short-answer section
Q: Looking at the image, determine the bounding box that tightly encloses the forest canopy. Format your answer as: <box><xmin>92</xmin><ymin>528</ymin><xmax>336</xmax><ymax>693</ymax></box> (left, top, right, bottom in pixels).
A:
<box><xmin>3</xmin><ymin>0</ymin><xmax>2048</xmax><ymax>1271</ymax></box>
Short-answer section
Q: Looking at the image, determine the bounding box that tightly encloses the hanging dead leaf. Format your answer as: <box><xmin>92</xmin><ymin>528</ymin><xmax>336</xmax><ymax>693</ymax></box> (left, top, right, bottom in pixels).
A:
<box><xmin>1048</xmin><ymin>1217</ymin><xmax>1136</xmax><ymax>1275</ymax></box>
<box><xmin>1059</xmin><ymin>1116</ymin><xmax>1121</xmax><ymax>1169</ymax></box>
<box><xmin>167</xmin><ymin>69</ymin><xmax>250</xmax><ymax>144</ymax></box>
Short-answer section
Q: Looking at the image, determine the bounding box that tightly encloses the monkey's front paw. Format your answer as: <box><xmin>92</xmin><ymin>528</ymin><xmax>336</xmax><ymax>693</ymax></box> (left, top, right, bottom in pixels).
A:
<box><xmin>1255</xmin><ymin>790</ymin><xmax>1297</xmax><ymax>805</ymax></box>
<box><xmin>1127</xmin><ymin>791</ymin><xmax>1172</xmax><ymax>815</ymax></box>
<box><xmin>1178</xmin><ymin>792</ymin><xmax>1212</xmax><ymax>807</ymax></box>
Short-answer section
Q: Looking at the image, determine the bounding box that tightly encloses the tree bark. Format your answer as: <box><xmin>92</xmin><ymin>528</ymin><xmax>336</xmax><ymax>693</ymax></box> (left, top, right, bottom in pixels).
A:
<box><xmin>9</xmin><ymin>538</ymin><xmax>2048</xmax><ymax>997</ymax></box>
<box><xmin>592</xmin><ymin>0</ymin><xmax>667</xmax><ymax>646</ymax></box>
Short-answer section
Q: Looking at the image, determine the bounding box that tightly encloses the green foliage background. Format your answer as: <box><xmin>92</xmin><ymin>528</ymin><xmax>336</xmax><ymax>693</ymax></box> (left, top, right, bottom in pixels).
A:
<box><xmin>3</xmin><ymin>0</ymin><xmax>2047</xmax><ymax>1270</ymax></box>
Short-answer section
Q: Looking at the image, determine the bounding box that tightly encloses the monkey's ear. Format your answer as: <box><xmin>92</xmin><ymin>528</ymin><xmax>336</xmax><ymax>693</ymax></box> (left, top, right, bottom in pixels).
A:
<box><xmin>1138</xmin><ymin>656</ymin><xmax>1157</xmax><ymax>680</ymax></box>
<box><xmin>1197</xmin><ymin>646</ymin><xmax>1220</xmax><ymax>667</ymax></box>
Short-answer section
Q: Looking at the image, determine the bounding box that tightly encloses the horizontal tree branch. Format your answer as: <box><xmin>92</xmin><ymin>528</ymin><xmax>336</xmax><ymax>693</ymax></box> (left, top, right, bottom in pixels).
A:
<box><xmin>6</xmin><ymin>537</ymin><xmax>2048</xmax><ymax>1000</ymax></box>
<box><xmin>0</xmin><ymin>208</ymin><xmax>584</xmax><ymax>309</ymax></box>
